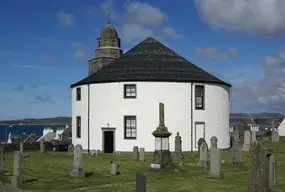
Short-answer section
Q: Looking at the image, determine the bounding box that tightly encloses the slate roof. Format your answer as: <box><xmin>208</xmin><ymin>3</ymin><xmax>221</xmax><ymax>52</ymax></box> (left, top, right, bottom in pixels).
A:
<box><xmin>70</xmin><ymin>37</ymin><xmax>231</xmax><ymax>88</ymax></box>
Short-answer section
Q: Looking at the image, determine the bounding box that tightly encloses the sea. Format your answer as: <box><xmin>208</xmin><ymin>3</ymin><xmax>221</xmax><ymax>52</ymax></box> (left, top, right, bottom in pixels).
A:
<box><xmin>0</xmin><ymin>124</ymin><xmax>68</xmax><ymax>142</ymax></box>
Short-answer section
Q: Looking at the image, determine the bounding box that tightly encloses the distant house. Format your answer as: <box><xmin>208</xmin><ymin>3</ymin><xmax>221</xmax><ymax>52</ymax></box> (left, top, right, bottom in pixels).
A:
<box><xmin>277</xmin><ymin>118</ymin><xmax>285</xmax><ymax>136</ymax></box>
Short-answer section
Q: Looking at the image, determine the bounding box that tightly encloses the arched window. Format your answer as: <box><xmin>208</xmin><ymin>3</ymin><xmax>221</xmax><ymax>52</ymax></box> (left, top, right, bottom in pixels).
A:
<box><xmin>98</xmin><ymin>41</ymin><xmax>101</xmax><ymax>47</ymax></box>
<box><xmin>104</xmin><ymin>40</ymin><xmax>108</xmax><ymax>46</ymax></box>
<box><xmin>112</xmin><ymin>40</ymin><xmax>116</xmax><ymax>47</ymax></box>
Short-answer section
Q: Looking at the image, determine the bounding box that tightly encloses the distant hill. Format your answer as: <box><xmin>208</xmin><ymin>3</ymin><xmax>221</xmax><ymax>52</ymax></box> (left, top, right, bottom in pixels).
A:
<box><xmin>0</xmin><ymin>113</ymin><xmax>284</xmax><ymax>125</ymax></box>
<box><xmin>0</xmin><ymin>117</ymin><xmax>71</xmax><ymax>125</ymax></box>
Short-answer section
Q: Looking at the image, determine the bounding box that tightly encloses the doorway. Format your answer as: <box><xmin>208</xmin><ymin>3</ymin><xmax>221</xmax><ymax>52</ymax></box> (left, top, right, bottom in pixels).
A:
<box><xmin>101</xmin><ymin>127</ymin><xmax>116</xmax><ymax>153</ymax></box>
<box><xmin>194</xmin><ymin>122</ymin><xmax>205</xmax><ymax>149</ymax></box>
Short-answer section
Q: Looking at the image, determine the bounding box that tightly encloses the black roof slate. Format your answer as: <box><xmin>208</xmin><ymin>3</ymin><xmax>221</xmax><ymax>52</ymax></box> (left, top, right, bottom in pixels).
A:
<box><xmin>70</xmin><ymin>37</ymin><xmax>231</xmax><ymax>88</ymax></box>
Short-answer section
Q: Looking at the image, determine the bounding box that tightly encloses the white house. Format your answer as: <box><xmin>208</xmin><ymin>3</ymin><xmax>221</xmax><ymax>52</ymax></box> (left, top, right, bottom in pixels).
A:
<box><xmin>278</xmin><ymin>118</ymin><xmax>285</xmax><ymax>136</ymax></box>
<box><xmin>70</xmin><ymin>22</ymin><xmax>231</xmax><ymax>153</ymax></box>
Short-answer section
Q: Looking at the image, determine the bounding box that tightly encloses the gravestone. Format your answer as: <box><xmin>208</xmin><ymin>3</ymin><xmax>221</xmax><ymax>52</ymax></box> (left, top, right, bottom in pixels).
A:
<box><xmin>40</xmin><ymin>140</ymin><xmax>45</xmax><ymax>153</ymax></box>
<box><xmin>232</xmin><ymin>131</ymin><xmax>243</xmax><ymax>166</ymax></box>
<box><xmin>0</xmin><ymin>147</ymin><xmax>3</xmax><ymax>176</ymax></box>
<box><xmin>197</xmin><ymin>138</ymin><xmax>207</xmax><ymax>159</ymax></box>
<box><xmin>139</xmin><ymin>148</ymin><xmax>145</xmax><ymax>161</ymax></box>
<box><xmin>136</xmin><ymin>173</ymin><xmax>146</xmax><ymax>192</ymax></box>
<box><xmin>197</xmin><ymin>141</ymin><xmax>209</xmax><ymax>169</ymax></box>
<box><xmin>242</xmin><ymin>131</ymin><xmax>251</xmax><ymax>152</ymax></box>
<box><xmin>174</xmin><ymin>132</ymin><xmax>182</xmax><ymax>155</ymax></box>
<box><xmin>70</xmin><ymin>145</ymin><xmax>85</xmax><ymax>177</ymax></box>
<box><xmin>269</xmin><ymin>153</ymin><xmax>276</xmax><ymax>186</ymax></box>
<box><xmin>210</xmin><ymin>136</ymin><xmax>218</xmax><ymax>149</ymax></box>
<box><xmin>11</xmin><ymin>151</ymin><xmax>22</xmax><ymax>186</ymax></box>
<box><xmin>111</xmin><ymin>161</ymin><xmax>119</xmax><ymax>175</ymax></box>
<box><xmin>247</xmin><ymin>142</ymin><xmax>271</xmax><ymax>192</ymax></box>
<box><xmin>271</xmin><ymin>131</ymin><xmax>279</xmax><ymax>143</ymax></box>
<box><xmin>95</xmin><ymin>150</ymin><xmax>100</xmax><ymax>156</ymax></box>
<box><xmin>68</xmin><ymin>144</ymin><xmax>74</xmax><ymax>155</ymax></box>
<box><xmin>208</xmin><ymin>147</ymin><xmax>223</xmax><ymax>178</ymax></box>
<box><xmin>251</xmin><ymin>131</ymin><xmax>257</xmax><ymax>142</ymax></box>
<box><xmin>20</xmin><ymin>142</ymin><xmax>24</xmax><ymax>160</ymax></box>
<box><xmin>132</xmin><ymin>146</ymin><xmax>139</xmax><ymax>160</ymax></box>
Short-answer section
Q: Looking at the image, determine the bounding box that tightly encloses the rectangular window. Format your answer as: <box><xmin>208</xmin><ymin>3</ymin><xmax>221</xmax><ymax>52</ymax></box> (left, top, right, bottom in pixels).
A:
<box><xmin>124</xmin><ymin>84</ymin><xmax>136</xmax><ymax>98</ymax></box>
<box><xmin>76</xmin><ymin>87</ymin><xmax>81</xmax><ymax>101</ymax></box>
<box><xmin>76</xmin><ymin>116</ymin><xmax>81</xmax><ymax>138</ymax></box>
<box><xmin>195</xmin><ymin>85</ymin><xmax>205</xmax><ymax>110</ymax></box>
<box><xmin>124</xmin><ymin>116</ymin><xmax>137</xmax><ymax>139</ymax></box>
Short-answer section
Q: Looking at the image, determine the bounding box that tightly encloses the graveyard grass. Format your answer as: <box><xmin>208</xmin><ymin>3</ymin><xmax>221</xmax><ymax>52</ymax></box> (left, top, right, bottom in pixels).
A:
<box><xmin>1</xmin><ymin>142</ymin><xmax>285</xmax><ymax>192</ymax></box>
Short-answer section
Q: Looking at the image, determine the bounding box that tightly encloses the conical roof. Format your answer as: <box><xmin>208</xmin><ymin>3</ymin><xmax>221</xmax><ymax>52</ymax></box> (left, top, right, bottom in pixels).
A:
<box><xmin>71</xmin><ymin>37</ymin><xmax>231</xmax><ymax>88</ymax></box>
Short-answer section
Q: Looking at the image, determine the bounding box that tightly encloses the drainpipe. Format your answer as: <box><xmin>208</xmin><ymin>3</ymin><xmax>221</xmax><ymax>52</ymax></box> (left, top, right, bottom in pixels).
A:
<box><xmin>87</xmin><ymin>84</ymin><xmax>90</xmax><ymax>154</ymax></box>
<box><xmin>190</xmin><ymin>82</ymin><xmax>193</xmax><ymax>152</ymax></box>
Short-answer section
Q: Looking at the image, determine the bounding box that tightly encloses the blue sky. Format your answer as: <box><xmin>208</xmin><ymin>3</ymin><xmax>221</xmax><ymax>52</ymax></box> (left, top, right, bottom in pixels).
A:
<box><xmin>1</xmin><ymin>0</ymin><xmax>285</xmax><ymax>120</ymax></box>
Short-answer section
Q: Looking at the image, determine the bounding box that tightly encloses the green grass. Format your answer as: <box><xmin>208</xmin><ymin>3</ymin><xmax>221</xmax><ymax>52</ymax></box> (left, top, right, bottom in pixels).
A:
<box><xmin>1</xmin><ymin>142</ymin><xmax>285</xmax><ymax>192</ymax></box>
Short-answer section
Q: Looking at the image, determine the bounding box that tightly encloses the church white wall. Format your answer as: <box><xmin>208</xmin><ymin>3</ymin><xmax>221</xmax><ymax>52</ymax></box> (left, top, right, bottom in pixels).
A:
<box><xmin>71</xmin><ymin>82</ymin><xmax>230</xmax><ymax>152</ymax></box>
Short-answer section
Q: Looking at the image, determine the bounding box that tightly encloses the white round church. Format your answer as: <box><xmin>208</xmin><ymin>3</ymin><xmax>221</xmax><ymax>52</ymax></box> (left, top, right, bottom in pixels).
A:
<box><xmin>70</xmin><ymin>22</ymin><xmax>231</xmax><ymax>153</ymax></box>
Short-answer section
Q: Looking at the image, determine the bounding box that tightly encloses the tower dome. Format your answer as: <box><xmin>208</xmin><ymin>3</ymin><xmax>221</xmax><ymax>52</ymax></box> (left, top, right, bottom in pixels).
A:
<box><xmin>100</xmin><ymin>23</ymin><xmax>118</xmax><ymax>38</ymax></box>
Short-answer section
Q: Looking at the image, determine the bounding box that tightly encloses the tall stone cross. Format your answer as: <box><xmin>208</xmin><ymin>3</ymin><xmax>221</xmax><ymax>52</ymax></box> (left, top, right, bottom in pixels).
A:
<box><xmin>159</xmin><ymin>102</ymin><xmax>165</xmax><ymax>127</ymax></box>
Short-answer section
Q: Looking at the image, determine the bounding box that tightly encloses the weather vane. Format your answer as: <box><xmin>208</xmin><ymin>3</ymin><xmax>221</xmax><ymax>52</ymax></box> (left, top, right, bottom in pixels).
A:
<box><xmin>108</xmin><ymin>14</ymin><xmax>110</xmax><ymax>24</ymax></box>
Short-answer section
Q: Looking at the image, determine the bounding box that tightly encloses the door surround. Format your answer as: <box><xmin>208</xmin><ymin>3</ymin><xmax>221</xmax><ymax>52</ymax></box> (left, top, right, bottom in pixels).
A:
<box><xmin>194</xmin><ymin>122</ymin><xmax>205</xmax><ymax>149</ymax></box>
<box><xmin>101</xmin><ymin>127</ymin><xmax>116</xmax><ymax>153</ymax></box>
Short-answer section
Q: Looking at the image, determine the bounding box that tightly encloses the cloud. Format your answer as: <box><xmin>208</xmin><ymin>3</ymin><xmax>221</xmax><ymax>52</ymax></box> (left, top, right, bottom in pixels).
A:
<box><xmin>11</xmin><ymin>84</ymin><xmax>39</xmax><ymax>92</ymax></box>
<box><xmin>231</xmin><ymin>46</ymin><xmax>285</xmax><ymax>113</ymax></box>
<box><xmin>195</xmin><ymin>47</ymin><xmax>239</xmax><ymax>59</ymax></box>
<box><xmin>72</xmin><ymin>43</ymin><xmax>88</xmax><ymax>64</ymax></box>
<box><xmin>99</xmin><ymin>0</ymin><xmax>181</xmax><ymax>43</ymax></box>
<box><xmin>57</xmin><ymin>11</ymin><xmax>74</xmax><ymax>27</ymax></box>
<box><xmin>29</xmin><ymin>94</ymin><xmax>53</xmax><ymax>104</ymax></box>
<box><xmin>162</xmin><ymin>27</ymin><xmax>182</xmax><ymax>38</ymax></box>
<box><xmin>195</xmin><ymin>0</ymin><xmax>285</xmax><ymax>36</ymax></box>
<box><xmin>11</xmin><ymin>84</ymin><xmax>25</xmax><ymax>92</ymax></box>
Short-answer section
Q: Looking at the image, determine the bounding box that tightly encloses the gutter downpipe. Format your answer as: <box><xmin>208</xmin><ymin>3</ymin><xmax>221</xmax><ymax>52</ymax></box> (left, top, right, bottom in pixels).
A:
<box><xmin>190</xmin><ymin>82</ymin><xmax>193</xmax><ymax>152</ymax></box>
<box><xmin>87</xmin><ymin>84</ymin><xmax>90</xmax><ymax>154</ymax></box>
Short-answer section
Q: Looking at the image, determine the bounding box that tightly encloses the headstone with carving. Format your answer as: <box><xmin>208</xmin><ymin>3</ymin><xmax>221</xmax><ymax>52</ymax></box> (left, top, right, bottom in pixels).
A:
<box><xmin>210</xmin><ymin>136</ymin><xmax>218</xmax><ymax>149</ymax></box>
<box><xmin>197</xmin><ymin>142</ymin><xmax>209</xmax><ymax>169</ymax></box>
<box><xmin>232</xmin><ymin>132</ymin><xmax>243</xmax><ymax>166</ymax></box>
<box><xmin>70</xmin><ymin>145</ymin><xmax>85</xmax><ymax>177</ymax></box>
<box><xmin>139</xmin><ymin>148</ymin><xmax>145</xmax><ymax>161</ymax></box>
<box><xmin>68</xmin><ymin>144</ymin><xmax>74</xmax><ymax>155</ymax></box>
<box><xmin>242</xmin><ymin>130</ymin><xmax>251</xmax><ymax>152</ymax></box>
<box><xmin>0</xmin><ymin>147</ymin><xmax>3</xmax><ymax>176</ymax></box>
<box><xmin>208</xmin><ymin>147</ymin><xmax>223</xmax><ymax>178</ymax></box>
<box><xmin>132</xmin><ymin>146</ymin><xmax>139</xmax><ymax>160</ymax></box>
<box><xmin>246</xmin><ymin>142</ymin><xmax>271</xmax><ymax>192</ymax></box>
<box><xmin>20</xmin><ymin>142</ymin><xmax>24</xmax><ymax>160</ymax></box>
<box><xmin>40</xmin><ymin>140</ymin><xmax>45</xmax><ymax>153</ymax></box>
<box><xmin>11</xmin><ymin>151</ymin><xmax>22</xmax><ymax>186</ymax></box>
<box><xmin>269</xmin><ymin>152</ymin><xmax>276</xmax><ymax>186</ymax></box>
<box><xmin>251</xmin><ymin>131</ymin><xmax>257</xmax><ymax>142</ymax></box>
<box><xmin>174</xmin><ymin>132</ymin><xmax>182</xmax><ymax>155</ymax></box>
<box><xmin>271</xmin><ymin>131</ymin><xmax>279</xmax><ymax>143</ymax></box>
<box><xmin>197</xmin><ymin>138</ymin><xmax>207</xmax><ymax>159</ymax></box>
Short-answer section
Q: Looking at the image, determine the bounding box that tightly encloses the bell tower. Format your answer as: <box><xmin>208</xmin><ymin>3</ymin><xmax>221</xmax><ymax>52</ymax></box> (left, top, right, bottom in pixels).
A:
<box><xmin>88</xmin><ymin>16</ymin><xmax>123</xmax><ymax>75</ymax></box>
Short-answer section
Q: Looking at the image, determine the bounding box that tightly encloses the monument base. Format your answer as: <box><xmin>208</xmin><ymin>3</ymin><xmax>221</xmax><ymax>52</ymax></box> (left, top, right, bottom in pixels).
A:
<box><xmin>197</xmin><ymin>160</ymin><xmax>209</xmax><ymax>169</ymax></box>
<box><xmin>246</xmin><ymin>185</ymin><xmax>271</xmax><ymax>192</ymax></box>
<box><xmin>70</xmin><ymin>168</ymin><xmax>85</xmax><ymax>177</ymax></box>
<box><xmin>242</xmin><ymin>145</ymin><xmax>250</xmax><ymax>152</ymax></box>
<box><xmin>11</xmin><ymin>176</ymin><xmax>22</xmax><ymax>186</ymax></box>
<box><xmin>206</xmin><ymin>172</ymin><xmax>224</xmax><ymax>179</ymax></box>
<box><xmin>149</xmin><ymin>150</ymin><xmax>173</xmax><ymax>172</ymax></box>
<box><xmin>232</xmin><ymin>161</ymin><xmax>243</xmax><ymax>167</ymax></box>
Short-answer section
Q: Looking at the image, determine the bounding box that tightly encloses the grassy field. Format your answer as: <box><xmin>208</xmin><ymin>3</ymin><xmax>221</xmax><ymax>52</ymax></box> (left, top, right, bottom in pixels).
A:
<box><xmin>1</xmin><ymin>142</ymin><xmax>285</xmax><ymax>192</ymax></box>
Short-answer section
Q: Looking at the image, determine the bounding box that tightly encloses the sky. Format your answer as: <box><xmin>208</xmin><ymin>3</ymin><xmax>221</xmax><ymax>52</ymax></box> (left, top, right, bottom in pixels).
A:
<box><xmin>1</xmin><ymin>0</ymin><xmax>285</xmax><ymax>120</ymax></box>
